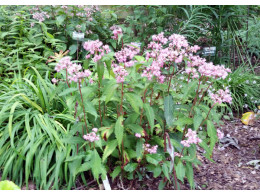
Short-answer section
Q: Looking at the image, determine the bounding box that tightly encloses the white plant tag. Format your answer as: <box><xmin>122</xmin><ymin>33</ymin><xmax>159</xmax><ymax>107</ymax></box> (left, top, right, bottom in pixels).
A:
<box><xmin>72</xmin><ymin>31</ymin><xmax>84</xmax><ymax>41</ymax></box>
<box><xmin>202</xmin><ymin>47</ymin><xmax>216</xmax><ymax>56</ymax></box>
<box><xmin>102</xmin><ymin>175</ymin><xmax>111</xmax><ymax>190</ymax></box>
<box><xmin>166</xmin><ymin>134</ymin><xmax>175</xmax><ymax>172</ymax></box>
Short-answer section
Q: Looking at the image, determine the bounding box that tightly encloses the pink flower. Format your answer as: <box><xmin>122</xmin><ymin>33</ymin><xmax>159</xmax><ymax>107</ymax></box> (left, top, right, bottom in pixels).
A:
<box><xmin>113</xmin><ymin>65</ymin><xmax>128</xmax><ymax>83</ymax></box>
<box><xmin>110</xmin><ymin>25</ymin><xmax>123</xmax><ymax>40</ymax></box>
<box><xmin>181</xmin><ymin>129</ymin><xmax>201</xmax><ymax>148</ymax></box>
<box><xmin>135</xmin><ymin>133</ymin><xmax>141</xmax><ymax>138</ymax></box>
<box><xmin>92</xmin><ymin>128</ymin><xmax>98</xmax><ymax>132</ymax></box>
<box><xmin>52</xmin><ymin>78</ymin><xmax>58</xmax><ymax>84</ymax></box>
<box><xmin>217</xmin><ymin>129</ymin><xmax>224</xmax><ymax>140</ymax></box>
<box><xmin>143</xmin><ymin>144</ymin><xmax>158</xmax><ymax>154</ymax></box>
<box><xmin>209</xmin><ymin>89</ymin><xmax>232</xmax><ymax>104</ymax></box>
<box><xmin>83</xmin><ymin>128</ymin><xmax>99</xmax><ymax>142</ymax></box>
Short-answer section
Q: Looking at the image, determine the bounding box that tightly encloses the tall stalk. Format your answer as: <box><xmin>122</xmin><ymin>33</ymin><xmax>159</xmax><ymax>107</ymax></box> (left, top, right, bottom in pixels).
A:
<box><xmin>78</xmin><ymin>80</ymin><xmax>89</xmax><ymax>133</ymax></box>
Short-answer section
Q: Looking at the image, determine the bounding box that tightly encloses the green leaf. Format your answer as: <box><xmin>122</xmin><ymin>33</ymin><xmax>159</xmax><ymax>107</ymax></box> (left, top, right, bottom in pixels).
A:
<box><xmin>153</xmin><ymin>166</ymin><xmax>162</xmax><ymax>178</ymax></box>
<box><xmin>91</xmin><ymin>150</ymin><xmax>102</xmax><ymax>180</ymax></box>
<box><xmin>84</xmin><ymin>101</ymin><xmax>98</xmax><ymax>119</ymax></box>
<box><xmin>125</xmin><ymin>93</ymin><xmax>143</xmax><ymax>114</ymax></box>
<box><xmin>126</xmin><ymin>124</ymin><xmax>143</xmax><ymax>134</ymax></box>
<box><xmin>105</xmin><ymin>59</ymin><xmax>112</xmax><ymax>75</ymax></box>
<box><xmin>136</xmin><ymin>139</ymin><xmax>144</xmax><ymax>160</ymax></box>
<box><xmin>102</xmin><ymin>140</ymin><xmax>118</xmax><ymax>162</ymax></box>
<box><xmin>173</xmin><ymin>117</ymin><xmax>193</xmax><ymax>128</ymax></box>
<box><xmin>164</xmin><ymin>95</ymin><xmax>174</xmax><ymax>127</ymax></box>
<box><xmin>97</xmin><ymin>60</ymin><xmax>104</xmax><ymax>83</ymax></box>
<box><xmin>103</xmin><ymin>81</ymin><xmax>119</xmax><ymax>104</ymax></box>
<box><xmin>193</xmin><ymin>107</ymin><xmax>203</xmax><ymax>130</ymax></box>
<box><xmin>146</xmin><ymin>154</ymin><xmax>162</xmax><ymax>165</ymax></box>
<box><xmin>158</xmin><ymin>179</ymin><xmax>167</xmax><ymax>190</ymax></box>
<box><xmin>69</xmin><ymin>44</ymin><xmax>78</xmax><ymax>55</ymax></box>
<box><xmin>176</xmin><ymin>162</ymin><xmax>185</xmax><ymax>182</ymax></box>
<box><xmin>162</xmin><ymin>163</ymin><xmax>170</xmax><ymax>181</ymax></box>
<box><xmin>186</xmin><ymin>162</ymin><xmax>195</xmax><ymax>189</ymax></box>
<box><xmin>182</xmin><ymin>81</ymin><xmax>197</xmax><ymax>100</ymax></box>
<box><xmin>56</xmin><ymin>15</ymin><xmax>66</xmax><ymax>26</ymax></box>
<box><xmin>111</xmin><ymin>166</ymin><xmax>121</xmax><ymax>180</ymax></box>
<box><xmin>134</xmin><ymin>55</ymin><xmax>145</xmax><ymax>62</ymax></box>
<box><xmin>115</xmin><ymin>116</ymin><xmax>124</xmax><ymax>148</ymax></box>
<box><xmin>124</xmin><ymin>163</ymin><xmax>138</xmax><ymax>172</ymax></box>
<box><xmin>58</xmin><ymin>88</ymin><xmax>77</xmax><ymax>96</ymax></box>
<box><xmin>144</xmin><ymin>103</ymin><xmax>155</xmax><ymax>134</ymax></box>
<box><xmin>8</xmin><ymin>101</ymin><xmax>20</xmax><ymax>137</ymax></box>
<box><xmin>0</xmin><ymin>181</ymin><xmax>20</xmax><ymax>190</ymax></box>
<box><xmin>207</xmin><ymin>120</ymin><xmax>217</xmax><ymax>152</ymax></box>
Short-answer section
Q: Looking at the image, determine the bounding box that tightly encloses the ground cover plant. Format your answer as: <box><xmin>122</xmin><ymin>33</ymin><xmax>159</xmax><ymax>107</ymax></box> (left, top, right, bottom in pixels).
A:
<box><xmin>0</xmin><ymin>5</ymin><xmax>259</xmax><ymax>190</ymax></box>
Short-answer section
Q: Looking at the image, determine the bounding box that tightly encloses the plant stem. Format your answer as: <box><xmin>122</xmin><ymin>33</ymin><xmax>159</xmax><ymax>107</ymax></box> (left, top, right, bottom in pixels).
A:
<box><xmin>198</xmin><ymin>81</ymin><xmax>213</xmax><ymax>105</ymax></box>
<box><xmin>65</xmin><ymin>69</ymin><xmax>70</xmax><ymax>88</ymax></box>
<box><xmin>139</xmin><ymin>89</ymin><xmax>147</xmax><ymax>125</ymax></box>
<box><xmin>98</xmin><ymin>81</ymin><xmax>102</xmax><ymax>126</ymax></box>
<box><xmin>150</xmin><ymin>88</ymin><xmax>153</xmax><ymax>106</ymax></box>
<box><xmin>120</xmin><ymin>82</ymin><xmax>124</xmax><ymax>116</ymax></box>
<box><xmin>78</xmin><ymin>80</ymin><xmax>89</xmax><ymax>133</ymax></box>
<box><xmin>199</xmin><ymin>104</ymin><xmax>215</xmax><ymax>127</ymax></box>
<box><xmin>167</xmin><ymin>68</ymin><xmax>175</xmax><ymax>94</ymax></box>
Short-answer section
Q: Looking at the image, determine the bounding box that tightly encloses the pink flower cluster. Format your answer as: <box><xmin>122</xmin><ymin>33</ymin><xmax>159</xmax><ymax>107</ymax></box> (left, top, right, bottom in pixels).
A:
<box><xmin>217</xmin><ymin>129</ymin><xmax>224</xmax><ymax>140</ymax></box>
<box><xmin>142</xmin><ymin>32</ymin><xmax>199</xmax><ymax>83</ymax></box>
<box><xmin>54</xmin><ymin>57</ymin><xmax>92</xmax><ymax>83</ymax></box>
<box><xmin>209</xmin><ymin>89</ymin><xmax>232</xmax><ymax>104</ymax></box>
<box><xmin>114</xmin><ymin>44</ymin><xmax>140</xmax><ymax>63</ymax></box>
<box><xmin>198</xmin><ymin>63</ymin><xmax>231</xmax><ymax>79</ymax></box>
<box><xmin>185</xmin><ymin>67</ymin><xmax>199</xmax><ymax>79</ymax></box>
<box><xmin>83</xmin><ymin>40</ymin><xmax>110</xmax><ymax>62</ymax></box>
<box><xmin>112</xmin><ymin>65</ymin><xmax>129</xmax><ymax>83</ymax></box>
<box><xmin>181</xmin><ymin>128</ymin><xmax>202</xmax><ymax>147</ymax></box>
<box><xmin>143</xmin><ymin>144</ymin><xmax>158</xmax><ymax>154</ymax></box>
<box><xmin>168</xmin><ymin>34</ymin><xmax>189</xmax><ymax>49</ymax></box>
<box><xmin>32</xmin><ymin>11</ymin><xmax>50</xmax><ymax>22</ymax></box>
<box><xmin>83</xmin><ymin>128</ymin><xmax>99</xmax><ymax>142</ymax></box>
<box><xmin>110</xmin><ymin>25</ymin><xmax>123</xmax><ymax>40</ymax></box>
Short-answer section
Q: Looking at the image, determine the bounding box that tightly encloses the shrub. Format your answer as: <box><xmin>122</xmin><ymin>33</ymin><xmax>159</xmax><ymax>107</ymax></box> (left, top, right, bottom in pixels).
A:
<box><xmin>49</xmin><ymin>31</ymin><xmax>231</xmax><ymax>189</ymax></box>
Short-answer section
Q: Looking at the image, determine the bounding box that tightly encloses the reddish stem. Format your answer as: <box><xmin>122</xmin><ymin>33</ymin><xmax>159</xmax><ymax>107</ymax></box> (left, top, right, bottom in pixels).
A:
<box><xmin>78</xmin><ymin>80</ymin><xmax>89</xmax><ymax>133</ymax></box>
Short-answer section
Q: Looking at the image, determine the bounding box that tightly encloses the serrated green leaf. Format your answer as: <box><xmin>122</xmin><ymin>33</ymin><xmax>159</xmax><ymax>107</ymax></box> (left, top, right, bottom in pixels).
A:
<box><xmin>162</xmin><ymin>163</ymin><xmax>170</xmax><ymax>181</ymax></box>
<box><xmin>153</xmin><ymin>166</ymin><xmax>162</xmax><ymax>178</ymax></box>
<box><xmin>84</xmin><ymin>101</ymin><xmax>98</xmax><ymax>119</ymax></box>
<box><xmin>111</xmin><ymin>166</ymin><xmax>121</xmax><ymax>181</ymax></box>
<box><xmin>69</xmin><ymin>44</ymin><xmax>78</xmax><ymax>55</ymax></box>
<box><xmin>58</xmin><ymin>88</ymin><xmax>77</xmax><ymax>96</ymax></box>
<box><xmin>186</xmin><ymin>162</ymin><xmax>195</xmax><ymax>189</ymax></box>
<box><xmin>115</xmin><ymin>116</ymin><xmax>124</xmax><ymax>148</ymax></box>
<box><xmin>102</xmin><ymin>140</ymin><xmax>117</xmax><ymax>162</ymax></box>
<box><xmin>125</xmin><ymin>93</ymin><xmax>143</xmax><ymax>114</ymax></box>
<box><xmin>97</xmin><ymin>60</ymin><xmax>104</xmax><ymax>83</ymax></box>
<box><xmin>164</xmin><ymin>95</ymin><xmax>174</xmax><ymax>127</ymax></box>
<box><xmin>124</xmin><ymin>163</ymin><xmax>138</xmax><ymax>172</ymax></box>
<box><xmin>146</xmin><ymin>154</ymin><xmax>162</xmax><ymax>165</ymax></box>
<box><xmin>144</xmin><ymin>103</ymin><xmax>155</xmax><ymax>134</ymax></box>
<box><xmin>207</xmin><ymin>120</ymin><xmax>217</xmax><ymax>152</ymax></box>
<box><xmin>176</xmin><ymin>162</ymin><xmax>185</xmax><ymax>182</ymax></box>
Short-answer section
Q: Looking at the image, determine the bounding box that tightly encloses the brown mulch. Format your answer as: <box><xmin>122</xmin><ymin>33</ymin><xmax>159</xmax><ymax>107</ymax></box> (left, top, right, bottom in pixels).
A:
<box><xmin>186</xmin><ymin>118</ymin><xmax>260</xmax><ymax>190</ymax></box>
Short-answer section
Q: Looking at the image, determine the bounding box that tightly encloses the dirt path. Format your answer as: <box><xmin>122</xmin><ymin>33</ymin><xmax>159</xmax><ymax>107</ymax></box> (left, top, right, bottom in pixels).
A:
<box><xmin>187</xmin><ymin>118</ymin><xmax>260</xmax><ymax>190</ymax></box>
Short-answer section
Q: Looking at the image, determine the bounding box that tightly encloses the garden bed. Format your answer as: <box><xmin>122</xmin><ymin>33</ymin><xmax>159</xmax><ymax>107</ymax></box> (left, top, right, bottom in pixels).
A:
<box><xmin>65</xmin><ymin>118</ymin><xmax>260</xmax><ymax>190</ymax></box>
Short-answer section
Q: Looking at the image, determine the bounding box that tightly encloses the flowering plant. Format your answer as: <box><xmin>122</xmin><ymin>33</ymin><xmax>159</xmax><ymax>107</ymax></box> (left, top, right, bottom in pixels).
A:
<box><xmin>52</xmin><ymin>30</ymin><xmax>231</xmax><ymax>189</ymax></box>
